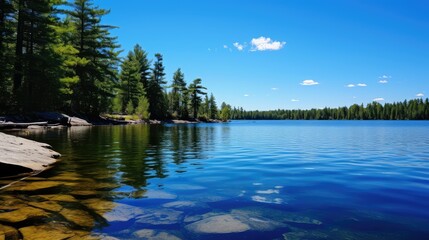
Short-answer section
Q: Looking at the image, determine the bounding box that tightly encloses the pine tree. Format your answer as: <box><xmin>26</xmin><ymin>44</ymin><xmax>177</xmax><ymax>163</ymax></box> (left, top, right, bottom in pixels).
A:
<box><xmin>135</xmin><ymin>95</ymin><xmax>150</xmax><ymax>120</ymax></box>
<box><xmin>12</xmin><ymin>0</ymin><xmax>64</xmax><ymax>111</ymax></box>
<box><xmin>188</xmin><ymin>78</ymin><xmax>207</xmax><ymax>119</ymax></box>
<box><xmin>209</xmin><ymin>93</ymin><xmax>218</xmax><ymax>119</ymax></box>
<box><xmin>219</xmin><ymin>102</ymin><xmax>231</xmax><ymax>122</ymax></box>
<box><xmin>67</xmin><ymin>0</ymin><xmax>120</xmax><ymax>115</ymax></box>
<box><xmin>147</xmin><ymin>53</ymin><xmax>167</xmax><ymax>119</ymax></box>
<box><xmin>170</xmin><ymin>68</ymin><xmax>186</xmax><ymax>118</ymax></box>
<box><xmin>125</xmin><ymin>100</ymin><xmax>134</xmax><ymax>114</ymax></box>
<box><xmin>119</xmin><ymin>51</ymin><xmax>143</xmax><ymax>111</ymax></box>
<box><xmin>0</xmin><ymin>0</ymin><xmax>15</xmax><ymax>113</ymax></box>
<box><xmin>133</xmin><ymin>44</ymin><xmax>151</xmax><ymax>91</ymax></box>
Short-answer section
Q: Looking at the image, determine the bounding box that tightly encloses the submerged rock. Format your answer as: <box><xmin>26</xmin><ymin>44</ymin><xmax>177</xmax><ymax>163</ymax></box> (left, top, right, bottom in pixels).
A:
<box><xmin>48</xmin><ymin>172</ymin><xmax>82</xmax><ymax>182</ymax></box>
<box><xmin>5</xmin><ymin>181</ymin><xmax>63</xmax><ymax>192</ymax></box>
<box><xmin>232</xmin><ymin>207</ymin><xmax>322</xmax><ymax>225</ymax></box>
<box><xmin>162</xmin><ymin>201</ymin><xmax>201</xmax><ymax>209</ymax></box>
<box><xmin>185</xmin><ymin>214</ymin><xmax>250</xmax><ymax>234</ymax></box>
<box><xmin>183</xmin><ymin>212</ymin><xmax>222</xmax><ymax>223</ymax></box>
<box><xmin>60</xmin><ymin>208</ymin><xmax>95</xmax><ymax>228</ymax></box>
<box><xmin>19</xmin><ymin>224</ymin><xmax>75</xmax><ymax>240</ymax></box>
<box><xmin>144</xmin><ymin>190</ymin><xmax>177</xmax><ymax>199</ymax></box>
<box><xmin>38</xmin><ymin>194</ymin><xmax>78</xmax><ymax>203</ymax></box>
<box><xmin>0</xmin><ymin>196</ymin><xmax>27</xmax><ymax>210</ymax></box>
<box><xmin>82</xmin><ymin>199</ymin><xmax>144</xmax><ymax>222</ymax></box>
<box><xmin>28</xmin><ymin>201</ymin><xmax>63</xmax><ymax>212</ymax></box>
<box><xmin>0</xmin><ymin>224</ymin><xmax>19</xmax><ymax>240</ymax></box>
<box><xmin>283</xmin><ymin>230</ymin><xmax>328</xmax><ymax>240</ymax></box>
<box><xmin>133</xmin><ymin>229</ymin><xmax>182</xmax><ymax>240</ymax></box>
<box><xmin>0</xmin><ymin>206</ymin><xmax>50</xmax><ymax>223</ymax></box>
<box><xmin>70</xmin><ymin>190</ymin><xmax>100</xmax><ymax>197</ymax></box>
<box><xmin>136</xmin><ymin>208</ymin><xmax>183</xmax><ymax>225</ymax></box>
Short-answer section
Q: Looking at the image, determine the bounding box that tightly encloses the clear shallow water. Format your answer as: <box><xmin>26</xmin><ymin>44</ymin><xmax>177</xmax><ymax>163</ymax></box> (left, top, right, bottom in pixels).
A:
<box><xmin>2</xmin><ymin>121</ymin><xmax>429</xmax><ymax>239</ymax></box>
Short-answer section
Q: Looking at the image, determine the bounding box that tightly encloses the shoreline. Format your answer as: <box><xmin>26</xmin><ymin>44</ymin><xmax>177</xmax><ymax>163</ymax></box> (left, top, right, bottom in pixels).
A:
<box><xmin>0</xmin><ymin>112</ymin><xmax>225</xmax><ymax>131</ymax></box>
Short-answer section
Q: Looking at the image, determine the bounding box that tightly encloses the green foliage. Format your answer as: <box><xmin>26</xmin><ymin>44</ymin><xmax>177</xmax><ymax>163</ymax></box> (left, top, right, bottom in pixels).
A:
<box><xmin>66</xmin><ymin>0</ymin><xmax>120</xmax><ymax>114</ymax></box>
<box><xmin>119</xmin><ymin>51</ymin><xmax>143</xmax><ymax>110</ymax></box>
<box><xmin>133</xmin><ymin>44</ymin><xmax>151</xmax><ymax>90</ymax></box>
<box><xmin>0</xmin><ymin>1</ymin><xmax>223</xmax><ymax>118</ymax></box>
<box><xmin>0</xmin><ymin>0</ymin><xmax>15</xmax><ymax>113</ymax></box>
<box><xmin>188</xmin><ymin>78</ymin><xmax>207</xmax><ymax>119</ymax></box>
<box><xmin>125</xmin><ymin>100</ymin><xmax>134</xmax><ymax>115</ymax></box>
<box><xmin>169</xmin><ymin>68</ymin><xmax>187</xmax><ymax>118</ymax></box>
<box><xmin>209</xmin><ymin>93</ymin><xmax>218</xmax><ymax>119</ymax></box>
<box><xmin>111</xmin><ymin>94</ymin><xmax>122</xmax><ymax>113</ymax></box>
<box><xmin>220</xmin><ymin>102</ymin><xmax>231</xmax><ymax>122</ymax></box>
<box><xmin>135</xmin><ymin>95</ymin><xmax>150</xmax><ymax>120</ymax></box>
<box><xmin>147</xmin><ymin>53</ymin><xmax>167</xmax><ymax>119</ymax></box>
<box><xmin>10</xmin><ymin>0</ymin><xmax>66</xmax><ymax>111</ymax></box>
<box><xmin>229</xmin><ymin>98</ymin><xmax>429</xmax><ymax>120</ymax></box>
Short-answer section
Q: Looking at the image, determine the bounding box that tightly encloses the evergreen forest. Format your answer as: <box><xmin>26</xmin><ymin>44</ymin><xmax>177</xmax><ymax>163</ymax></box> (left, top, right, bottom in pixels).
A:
<box><xmin>1</xmin><ymin>0</ymin><xmax>427</xmax><ymax>121</ymax></box>
<box><xmin>0</xmin><ymin>0</ymin><xmax>226</xmax><ymax>121</ymax></box>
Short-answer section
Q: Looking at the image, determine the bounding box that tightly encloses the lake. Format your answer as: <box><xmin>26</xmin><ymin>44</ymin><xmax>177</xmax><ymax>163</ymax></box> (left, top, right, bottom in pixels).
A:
<box><xmin>1</xmin><ymin>120</ymin><xmax>429</xmax><ymax>239</ymax></box>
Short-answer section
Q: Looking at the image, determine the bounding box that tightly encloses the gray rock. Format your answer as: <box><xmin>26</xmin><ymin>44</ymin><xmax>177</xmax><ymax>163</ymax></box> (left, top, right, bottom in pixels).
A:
<box><xmin>185</xmin><ymin>214</ymin><xmax>250</xmax><ymax>234</ymax></box>
<box><xmin>0</xmin><ymin>132</ymin><xmax>60</xmax><ymax>174</ymax></box>
<box><xmin>82</xmin><ymin>199</ymin><xmax>144</xmax><ymax>222</ymax></box>
<box><xmin>136</xmin><ymin>208</ymin><xmax>183</xmax><ymax>225</ymax></box>
<box><xmin>133</xmin><ymin>229</ymin><xmax>182</xmax><ymax>240</ymax></box>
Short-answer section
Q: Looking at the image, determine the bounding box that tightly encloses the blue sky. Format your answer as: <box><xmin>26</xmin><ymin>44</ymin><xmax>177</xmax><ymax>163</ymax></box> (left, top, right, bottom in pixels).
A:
<box><xmin>95</xmin><ymin>0</ymin><xmax>429</xmax><ymax>110</ymax></box>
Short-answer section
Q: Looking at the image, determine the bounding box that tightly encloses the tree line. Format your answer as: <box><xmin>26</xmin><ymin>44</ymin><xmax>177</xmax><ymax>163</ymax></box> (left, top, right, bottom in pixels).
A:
<box><xmin>230</xmin><ymin>98</ymin><xmax>429</xmax><ymax>120</ymax></box>
<box><xmin>0</xmin><ymin>0</ymin><xmax>230</xmax><ymax>121</ymax></box>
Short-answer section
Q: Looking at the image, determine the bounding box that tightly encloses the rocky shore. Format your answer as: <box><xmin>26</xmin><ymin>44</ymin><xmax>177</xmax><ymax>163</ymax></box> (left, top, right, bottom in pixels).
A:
<box><xmin>0</xmin><ymin>132</ymin><xmax>61</xmax><ymax>178</ymax></box>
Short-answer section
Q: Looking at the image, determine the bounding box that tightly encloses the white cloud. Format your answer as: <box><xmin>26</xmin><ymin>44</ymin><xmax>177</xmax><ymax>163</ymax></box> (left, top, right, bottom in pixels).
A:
<box><xmin>378</xmin><ymin>75</ymin><xmax>391</xmax><ymax>84</ymax></box>
<box><xmin>373</xmin><ymin>97</ymin><xmax>385</xmax><ymax>102</ymax></box>
<box><xmin>291</xmin><ymin>99</ymin><xmax>300</xmax><ymax>102</ymax></box>
<box><xmin>357</xmin><ymin>83</ymin><xmax>367</xmax><ymax>87</ymax></box>
<box><xmin>244</xmin><ymin>94</ymin><xmax>250</xmax><ymax>97</ymax></box>
<box><xmin>416</xmin><ymin>93</ymin><xmax>424</xmax><ymax>97</ymax></box>
<box><xmin>353</xmin><ymin>96</ymin><xmax>357</xmax><ymax>99</ymax></box>
<box><xmin>233</xmin><ymin>42</ymin><xmax>244</xmax><ymax>51</ymax></box>
<box><xmin>271</xmin><ymin>87</ymin><xmax>279</xmax><ymax>91</ymax></box>
<box><xmin>300</xmin><ymin>79</ymin><xmax>319</xmax><ymax>86</ymax></box>
<box><xmin>250</xmin><ymin>36</ymin><xmax>286</xmax><ymax>51</ymax></box>
<box><xmin>223</xmin><ymin>45</ymin><xmax>228</xmax><ymax>49</ymax></box>
<box><xmin>347</xmin><ymin>84</ymin><xmax>355</xmax><ymax>88</ymax></box>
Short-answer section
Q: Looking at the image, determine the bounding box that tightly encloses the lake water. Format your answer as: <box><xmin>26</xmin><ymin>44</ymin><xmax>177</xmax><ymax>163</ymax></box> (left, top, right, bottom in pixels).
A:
<box><xmin>1</xmin><ymin>121</ymin><xmax>429</xmax><ymax>239</ymax></box>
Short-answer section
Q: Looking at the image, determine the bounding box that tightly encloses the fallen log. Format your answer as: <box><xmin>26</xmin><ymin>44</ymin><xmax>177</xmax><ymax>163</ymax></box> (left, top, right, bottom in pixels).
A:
<box><xmin>0</xmin><ymin>121</ymin><xmax>48</xmax><ymax>129</ymax></box>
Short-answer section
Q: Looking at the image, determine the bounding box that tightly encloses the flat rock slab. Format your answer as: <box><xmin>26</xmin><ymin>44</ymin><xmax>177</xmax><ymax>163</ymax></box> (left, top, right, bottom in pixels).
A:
<box><xmin>0</xmin><ymin>206</ymin><xmax>50</xmax><ymax>223</ymax></box>
<box><xmin>136</xmin><ymin>208</ymin><xmax>183</xmax><ymax>225</ymax></box>
<box><xmin>0</xmin><ymin>132</ymin><xmax>60</xmax><ymax>173</ymax></box>
<box><xmin>0</xmin><ymin>224</ymin><xmax>19</xmax><ymax>240</ymax></box>
<box><xmin>60</xmin><ymin>208</ymin><xmax>95</xmax><ymax>228</ymax></box>
<box><xmin>133</xmin><ymin>229</ymin><xmax>182</xmax><ymax>240</ymax></box>
<box><xmin>19</xmin><ymin>224</ymin><xmax>75</xmax><ymax>240</ymax></box>
<box><xmin>6</xmin><ymin>181</ymin><xmax>63</xmax><ymax>192</ymax></box>
<box><xmin>82</xmin><ymin>199</ymin><xmax>144</xmax><ymax>222</ymax></box>
<box><xmin>185</xmin><ymin>214</ymin><xmax>250</xmax><ymax>234</ymax></box>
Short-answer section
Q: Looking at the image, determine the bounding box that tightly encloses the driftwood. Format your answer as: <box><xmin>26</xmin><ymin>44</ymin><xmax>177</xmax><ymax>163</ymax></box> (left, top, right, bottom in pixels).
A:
<box><xmin>0</xmin><ymin>121</ymin><xmax>48</xmax><ymax>129</ymax></box>
<box><xmin>0</xmin><ymin>132</ymin><xmax>60</xmax><ymax>177</ymax></box>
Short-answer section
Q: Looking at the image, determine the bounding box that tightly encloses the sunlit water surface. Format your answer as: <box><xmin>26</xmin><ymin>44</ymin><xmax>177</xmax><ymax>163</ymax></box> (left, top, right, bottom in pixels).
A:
<box><xmin>2</xmin><ymin>121</ymin><xmax>429</xmax><ymax>239</ymax></box>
